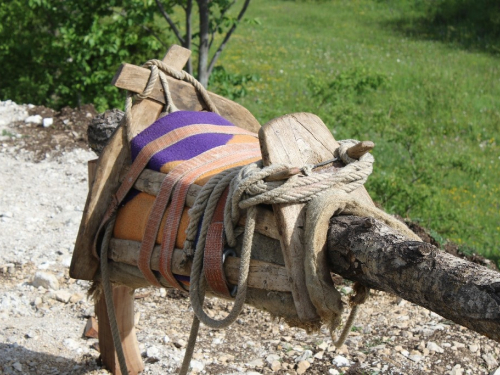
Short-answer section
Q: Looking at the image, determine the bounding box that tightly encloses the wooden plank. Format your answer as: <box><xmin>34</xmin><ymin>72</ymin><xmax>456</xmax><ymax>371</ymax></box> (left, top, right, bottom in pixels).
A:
<box><xmin>70</xmin><ymin>46</ymin><xmax>191</xmax><ymax>280</ymax></box>
<box><xmin>258</xmin><ymin>113</ymin><xmax>375</xmax><ymax>323</ymax></box>
<box><xmin>95</xmin><ymin>286</ymin><xmax>144</xmax><ymax>375</ymax></box>
<box><xmin>112</xmin><ymin>62</ymin><xmax>261</xmax><ymax>133</ymax></box>
<box><xmin>109</xmin><ymin>238</ymin><xmax>291</xmax><ymax>292</ymax></box>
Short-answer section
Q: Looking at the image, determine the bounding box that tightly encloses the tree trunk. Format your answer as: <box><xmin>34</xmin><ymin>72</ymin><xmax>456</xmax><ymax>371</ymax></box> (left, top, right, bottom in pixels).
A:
<box><xmin>197</xmin><ymin>0</ymin><xmax>210</xmax><ymax>87</ymax></box>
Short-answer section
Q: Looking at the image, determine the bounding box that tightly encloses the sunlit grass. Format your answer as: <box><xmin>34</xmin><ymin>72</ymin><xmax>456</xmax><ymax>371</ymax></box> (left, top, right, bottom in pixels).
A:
<box><xmin>212</xmin><ymin>0</ymin><xmax>500</xmax><ymax>260</ymax></box>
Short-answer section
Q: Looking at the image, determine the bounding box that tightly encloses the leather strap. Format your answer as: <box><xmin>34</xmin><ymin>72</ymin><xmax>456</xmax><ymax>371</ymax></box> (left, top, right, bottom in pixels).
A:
<box><xmin>203</xmin><ymin>188</ymin><xmax>233</xmax><ymax>297</ymax></box>
<box><xmin>158</xmin><ymin>147</ymin><xmax>261</xmax><ymax>289</ymax></box>
<box><xmin>138</xmin><ymin>143</ymin><xmax>260</xmax><ymax>287</ymax></box>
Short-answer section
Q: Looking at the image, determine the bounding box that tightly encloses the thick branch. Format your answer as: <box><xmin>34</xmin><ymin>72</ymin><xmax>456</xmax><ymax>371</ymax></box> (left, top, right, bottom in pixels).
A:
<box><xmin>155</xmin><ymin>0</ymin><xmax>185</xmax><ymax>45</ymax></box>
<box><xmin>207</xmin><ymin>0</ymin><xmax>252</xmax><ymax>76</ymax></box>
<box><xmin>327</xmin><ymin>216</ymin><xmax>500</xmax><ymax>343</ymax></box>
<box><xmin>197</xmin><ymin>0</ymin><xmax>210</xmax><ymax>87</ymax></box>
<box><xmin>184</xmin><ymin>0</ymin><xmax>193</xmax><ymax>74</ymax></box>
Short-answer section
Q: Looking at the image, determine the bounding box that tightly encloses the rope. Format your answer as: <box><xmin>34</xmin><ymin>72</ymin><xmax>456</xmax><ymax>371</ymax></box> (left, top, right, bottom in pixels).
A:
<box><xmin>99</xmin><ymin>215</ymin><xmax>130</xmax><ymax>375</ymax></box>
<box><xmin>124</xmin><ymin>59</ymin><xmax>219</xmax><ymax>143</ymax></box>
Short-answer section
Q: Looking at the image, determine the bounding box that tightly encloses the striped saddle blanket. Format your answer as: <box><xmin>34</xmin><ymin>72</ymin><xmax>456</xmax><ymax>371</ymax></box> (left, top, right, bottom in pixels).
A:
<box><xmin>113</xmin><ymin>111</ymin><xmax>261</xmax><ymax>289</ymax></box>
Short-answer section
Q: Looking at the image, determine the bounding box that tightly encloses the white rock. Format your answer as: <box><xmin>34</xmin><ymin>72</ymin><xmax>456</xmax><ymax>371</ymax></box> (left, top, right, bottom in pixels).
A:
<box><xmin>427</xmin><ymin>341</ymin><xmax>444</xmax><ymax>353</ymax></box>
<box><xmin>146</xmin><ymin>346</ymin><xmax>160</xmax><ymax>359</ymax></box>
<box><xmin>482</xmin><ymin>353</ymin><xmax>499</xmax><ymax>369</ymax></box>
<box><xmin>492</xmin><ymin>366</ymin><xmax>500</xmax><ymax>375</ymax></box>
<box><xmin>469</xmin><ymin>344</ymin><xmax>480</xmax><ymax>353</ymax></box>
<box><xmin>265</xmin><ymin>354</ymin><xmax>280</xmax><ymax>364</ymax></box>
<box><xmin>329</xmin><ymin>369</ymin><xmax>340</xmax><ymax>375</ymax></box>
<box><xmin>25</xmin><ymin>115</ymin><xmax>43</xmax><ymax>124</ymax></box>
<box><xmin>449</xmin><ymin>364</ymin><xmax>464</xmax><ymax>375</ymax></box>
<box><xmin>162</xmin><ymin>335</ymin><xmax>171</xmax><ymax>344</ymax></box>
<box><xmin>32</xmin><ymin>271</ymin><xmax>59</xmax><ymax>290</ymax></box>
<box><xmin>295</xmin><ymin>349</ymin><xmax>313</xmax><ymax>362</ymax></box>
<box><xmin>190</xmin><ymin>360</ymin><xmax>204</xmax><ymax>372</ymax></box>
<box><xmin>332</xmin><ymin>355</ymin><xmax>350</xmax><ymax>367</ymax></box>
<box><xmin>42</xmin><ymin>118</ymin><xmax>53</xmax><ymax>127</ymax></box>
<box><xmin>55</xmin><ymin>290</ymin><xmax>72</xmax><ymax>303</ymax></box>
<box><xmin>247</xmin><ymin>358</ymin><xmax>264</xmax><ymax>368</ymax></box>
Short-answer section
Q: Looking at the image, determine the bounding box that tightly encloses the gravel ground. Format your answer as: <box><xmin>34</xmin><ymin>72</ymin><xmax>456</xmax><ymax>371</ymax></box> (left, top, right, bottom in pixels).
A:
<box><xmin>0</xmin><ymin>100</ymin><xmax>499</xmax><ymax>375</ymax></box>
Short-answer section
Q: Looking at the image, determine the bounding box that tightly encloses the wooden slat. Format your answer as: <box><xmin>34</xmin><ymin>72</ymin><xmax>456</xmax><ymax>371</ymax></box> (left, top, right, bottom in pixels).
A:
<box><xmin>259</xmin><ymin>113</ymin><xmax>375</xmax><ymax>322</ymax></box>
<box><xmin>70</xmin><ymin>46</ymin><xmax>192</xmax><ymax>280</ymax></box>
<box><xmin>112</xmin><ymin>63</ymin><xmax>261</xmax><ymax>133</ymax></box>
<box><xmin>95</xmin><ymin>286</ymin><xmax>144</xmax><ymax>375</ymax></box>
<box><xmin>109</xmin><ymin>238</ymin><xmax>291</xmax><ymax>292</ymax></box>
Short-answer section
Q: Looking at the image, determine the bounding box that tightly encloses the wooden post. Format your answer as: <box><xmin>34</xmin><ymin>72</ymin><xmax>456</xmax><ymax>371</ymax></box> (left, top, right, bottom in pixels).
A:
<box><xmin>95</xmin><ymin>286</ymin><xmax>144</xmax><ymax>375</ymax></box>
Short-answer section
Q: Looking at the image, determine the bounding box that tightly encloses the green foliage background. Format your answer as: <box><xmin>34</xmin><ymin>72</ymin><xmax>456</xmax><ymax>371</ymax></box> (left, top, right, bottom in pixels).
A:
<box><xmin>0</xmin><ymin>0</ymin><xmax>499</xmax><ymax>260</ymax></box>
<box><xmin>0</xmin><ymin>0</ymin><xmax>170</xmax><ymax>111</ymax></box>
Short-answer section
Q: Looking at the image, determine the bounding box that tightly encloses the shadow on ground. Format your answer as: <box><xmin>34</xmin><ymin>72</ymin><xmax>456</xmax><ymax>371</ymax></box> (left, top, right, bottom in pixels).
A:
<box><xmin>0</xmin><ymin>343</ymin><xmax>102</xmax><ymax>375</ymax></box>
<box><xmin>381</xmin><ymin>0</ymin><xmax>500</xmax><ymax>56</ymax></box>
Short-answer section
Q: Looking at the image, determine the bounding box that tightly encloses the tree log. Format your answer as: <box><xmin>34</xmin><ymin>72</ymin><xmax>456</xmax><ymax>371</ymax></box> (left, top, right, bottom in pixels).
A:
<box><xmin>327</xmin><ymin>216</ymin><xmax>500</xmax><ymax>343</ymax></box>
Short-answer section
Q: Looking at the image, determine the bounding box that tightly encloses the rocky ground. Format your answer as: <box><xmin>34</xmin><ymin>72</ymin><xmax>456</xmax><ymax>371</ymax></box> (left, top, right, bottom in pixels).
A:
<box><xmin>0</xmin><ymin>99</ymin><xmax>499</xmax><ymax>375</ymax></box>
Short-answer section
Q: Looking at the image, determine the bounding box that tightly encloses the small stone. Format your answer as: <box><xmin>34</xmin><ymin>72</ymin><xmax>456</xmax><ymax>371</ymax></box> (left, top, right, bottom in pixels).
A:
<box><xmin>34</xmin><ymin>297</ymin><xmax>43</xmax><ymax>307</ymax></box>
<box><xmin>295</xmin><ymin>350</ymin><xmax>313</xmax><ymax>362</ymax></box>
<box><xmin>492</xmin><ymin>367</ymin><xmax>500</xmax><ymax>375</ymax></box>
<box><xmin>162</xmin><ymin>335</ymin><xmax>170</xmax><ymax>344</ymax></box>
<box><xmin>173</xmin><ymin>338</ymin><xmax>187</xmax><ymax>348</ymax></box>
<box><xmin>12</xmin><ymin>361</ymin><xmax>23</xmax><ymax>372</ymax></box>
<box><xmin>450</xmin><ymin>364</ymin><xmax>464</xmax><ymax>375</ymax></box>
<box><xmin>427</xmin><ymin>341</ymin><xmax>444</xmax><ymax>353</ymax></box>
<box><xmin>314</xmin><ymin>351</ymin><xmax>324</xmax><ymax>360</ymax></box>
<box><xmin>394</xmin><ymin>345</ymin><xmax>404</xmax><ymax>352</ymax></box>
<box><xmin>54</xmin><ymin>290</ymin><xmax>72</xmax><ymax>303</ymax></box>
<box><xmin>32</xmin><ymin>271</ymin><xmax>59</xmax><ymax>290</ymax></box>
<box><xmin>42</xmin><ymin>118</ymin><xmax>53</xmax><ymax>127</ymax></box>
<box><xmin>190</xmin><ymin>360</ymin><xmax>204</xmax><ymax>373</ymax></box>
<box><xmin>329</xmin><ymin>369</ymin><xmax>340</xmax><ymax>375</ymax></box>
<box><xmin>247</xmin><ymin>358</ymin><xmax>264</xmax><ymax>368</ymax></box>
<box><xmin>468</xmin><ymin>344</ymin><xmax>480</xmax><ymax>353</ymax></box>
<box><xmin>332</xmin><ymin>355</ymin><xmax>350</xmax><ymax>367</ymax></box>
<box><xmin>146</xmin><ymin>346</ymin><xmax>160</xmax><ymax>359</ymax></box>
<box><xmin>452</xmin><ymin>341</ymin><xmax>465</xmax><ymax>349</ymax></box>
<box><xmin>69</xmin><ymin>292</ymin><xmax>84</xmax><ymax>304</ymax></box>
<box><xmin>25</xmin><ymin>115</ymin><xmax>43</xmax><ymax>124</ymax></box>
<box><xmin>62</xmin><ymin>338</ymin><xmax>80</xmax><ymax>351</ymax></box>
<box><xmin>271</xmin><ymin>361</ymin><xmax>281</xmax><ymax>371</ymax></box>
<box><xmin>317</xmin><ymin>341</ymin><xmax>329</xmax><ymax>350</ymax></box>
<box><xmin>482</xmin><ymin>353</ymin><xmax>499</xmax><ymax>369</ymax></box>
<box><xmin>296</xmin><ymin>360</ymin><xmax>311</xmax><ymax>374</ymax></box>
<box><xmin>266</xmin><ymin>354</ymin><xmax>280</xmax><ymax>364</ymax></box>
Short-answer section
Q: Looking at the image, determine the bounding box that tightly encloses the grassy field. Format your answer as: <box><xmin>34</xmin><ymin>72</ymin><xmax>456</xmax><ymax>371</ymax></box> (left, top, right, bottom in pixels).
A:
<box><xmin>214</xmin><ymin>0</ymin><xmax>500</xmax><ymax>260</ymax></box>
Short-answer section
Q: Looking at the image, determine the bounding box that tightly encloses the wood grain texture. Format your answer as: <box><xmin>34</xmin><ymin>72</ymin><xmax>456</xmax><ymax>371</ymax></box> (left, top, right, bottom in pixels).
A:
<box><xmin>70</xmin><ymin>46</ymin><xmax>191</xmax><ymax>280</ymax></box>
<box><xmin>109</xmin><ymin>238</ymin><xmax>290</xmax><ymax>292</ymax></box>
<box><xmin>95</xmin><ymin>285</ymin><xmax>144</xmax><ymax>375</ymax></box>
<box><xmin>259</xmin><ymin>113</ymin><xmax>376</xmax><ymax>322</ymax></box>
<box><xmin>112</xmin><ymin>63</ymin><xmax>261</xmax><ymax>133</ymax></box>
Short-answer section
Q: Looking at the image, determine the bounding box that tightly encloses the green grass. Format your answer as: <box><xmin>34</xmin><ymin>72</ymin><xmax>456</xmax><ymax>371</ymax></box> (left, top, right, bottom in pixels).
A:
<box><xmin>212</xmin><ymin>0</ymin><xmax>500</xmax><ymax>261</ymax></box>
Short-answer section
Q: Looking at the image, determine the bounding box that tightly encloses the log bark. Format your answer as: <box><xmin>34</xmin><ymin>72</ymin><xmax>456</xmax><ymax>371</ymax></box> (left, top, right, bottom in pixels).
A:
<box><xmin>327</xmin><ymin>216</ymin><xmax>500</xmax><ymax>343</ymax></box>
